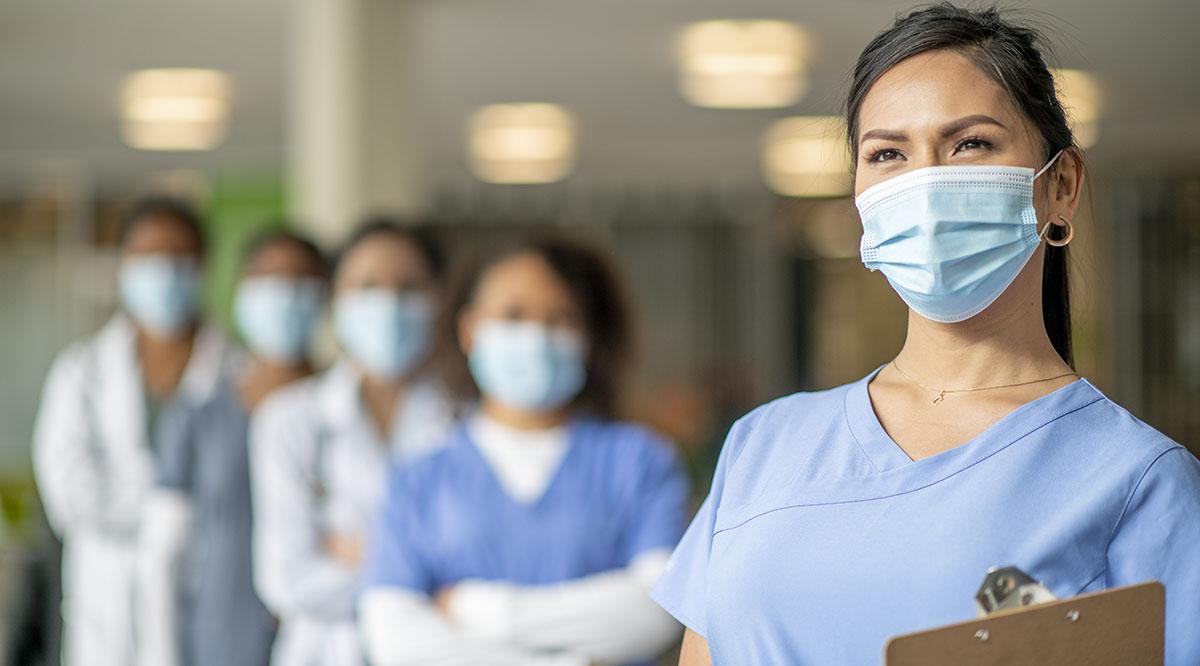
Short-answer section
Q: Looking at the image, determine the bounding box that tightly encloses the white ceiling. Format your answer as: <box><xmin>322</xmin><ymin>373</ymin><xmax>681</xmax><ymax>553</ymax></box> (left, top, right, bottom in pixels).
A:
<box><xmin>0</xmin><ymin>0</ymin><xmax>287</xmax><ymax>189</ymax></box>
<box><xmin>2</xmin><ymin>0</ymin><xmax>1198</xmax><ymax>194</ymax></box>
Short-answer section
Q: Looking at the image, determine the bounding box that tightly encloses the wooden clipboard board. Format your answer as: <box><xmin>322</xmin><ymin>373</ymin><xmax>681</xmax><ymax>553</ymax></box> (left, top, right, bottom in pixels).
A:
<box><xmin>885</xmin><ymin>582</ymin><xmax>1164</xmax><ymax>665</ymax></box>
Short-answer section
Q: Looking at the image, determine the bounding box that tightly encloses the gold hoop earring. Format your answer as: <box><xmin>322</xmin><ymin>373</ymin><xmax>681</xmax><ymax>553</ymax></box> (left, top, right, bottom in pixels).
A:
<box><xmin>1041</xmin><ymin>214</ymin><xmax>1073</xmax><ymax>247</ymax></box>
<box><xmin>1048</xmin><ymin>214</ymin><xmax>1073</xmax><ymax>247</ymax></box>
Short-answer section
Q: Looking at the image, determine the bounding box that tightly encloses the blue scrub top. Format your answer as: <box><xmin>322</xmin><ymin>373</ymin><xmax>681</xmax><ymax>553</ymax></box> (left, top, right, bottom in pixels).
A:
<box><xmin>363</xmin><ymin>418</ymin><xmax>690</xmax><ymax>594</ymax></box>
<box><xmin>652</xmin><ymin>371</ymin><xmax>1200</xmax><ymax>665</ymax></box>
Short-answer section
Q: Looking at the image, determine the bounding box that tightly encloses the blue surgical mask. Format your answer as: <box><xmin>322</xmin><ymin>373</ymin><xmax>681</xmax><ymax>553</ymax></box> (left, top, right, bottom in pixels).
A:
<box><xmin>468</xmin><ymin>320</ymin><xmax>587</xmax><ymax>412</ymax></box>
<box><xmin>856</xmin><ymin>150</ymin><xmax>1063</xmax><ymax>323</ymax></box>
<box><xmin>234</xmin><ymin>276</ymin><xmax>324</xmax><ymax>363</ymax></box>
<box><xmin>334</xmin><ymin>289</ymin><xmax>433</xmax><ymax>379</ymax></box>
<box><xmin>119</xmin><ymin>255</ymin><xmax>201</xmax><ymax>335</ymax></box>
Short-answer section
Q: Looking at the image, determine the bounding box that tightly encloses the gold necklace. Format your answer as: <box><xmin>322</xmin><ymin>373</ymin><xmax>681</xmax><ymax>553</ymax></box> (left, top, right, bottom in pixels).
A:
<box><xmin>890</xmin><ymin>359</ymin><xmax>1078</xmax><ymax>405</ymax></box>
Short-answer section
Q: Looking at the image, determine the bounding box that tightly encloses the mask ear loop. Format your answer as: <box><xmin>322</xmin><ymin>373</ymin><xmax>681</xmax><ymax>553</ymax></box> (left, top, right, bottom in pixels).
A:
<box><xmin>1034</xmin><ymin>148</ymin><xmax>1071</xmax><ymax>246</ymax></box>
<box><xmin>1033</xmin><ymin>148</ymin><xmax>1065</xmax><ymax>180</ymax></box>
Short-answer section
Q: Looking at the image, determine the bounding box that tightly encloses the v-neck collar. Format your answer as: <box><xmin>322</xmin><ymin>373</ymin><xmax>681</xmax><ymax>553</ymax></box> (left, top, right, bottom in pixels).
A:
<box><xmin>459</xmin><ymin>419</ymin><xmax>581</xmax><ymax>509</ymax></box>
<box><xmin>714</xmin><ymin>370</ymin><xmax>1108</xmax><ymax>532</ymax></box>
<box><xmin>844</xmin><ymin>366</ymin><xmax>1105</xmax><ymax>477</ymax></box>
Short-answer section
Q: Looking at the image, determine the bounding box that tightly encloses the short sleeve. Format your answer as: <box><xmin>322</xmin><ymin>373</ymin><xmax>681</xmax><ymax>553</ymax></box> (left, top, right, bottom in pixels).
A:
<box><xmin>1106</xmin><ymin>446</ymin><xmax>1200</xmax><ymax>666</ymax></box>
<box><xmin>361</xmin><ymin>464</ymin><xmax>437</xmax><ymax>597</ymax></box>
<box><xmin>154</xmin><ymin>398</ymin><xmax>197</xmax><ymax>493</ymax></box>
<box><xmin>619</xmin><ymin>432</ymin><xmax>691</xmax><ymax>563</ymax></box>
<box><xmin>650</xmin><ymin>409</ymin><xmax>760</xmax><ymax>638</ymax></box>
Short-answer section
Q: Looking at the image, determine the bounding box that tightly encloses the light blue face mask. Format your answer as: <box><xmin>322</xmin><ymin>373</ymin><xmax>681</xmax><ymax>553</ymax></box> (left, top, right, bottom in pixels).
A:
<box><xmin>334</xmin><ymin>289</ymin><xmax>433</xmax><ymax>379</ymax></box>
<box><xmin>234</xmin><ymin>276</ymin><xmax>324</xmax><ymax>363</ymax></box>
<box><xmin>856</xmin><ymin>150</ymin><xmax>1063</xmax><ymax>323</ymax></box>
<box><xmin>119</xmin><ymin>255</ymin><xmax>201</xmax><ymax>336</ymax></box>
<box><xmin>468</xmin><ymin>320</ymin><xmax>588</xmax><ymax>413</ymax></box>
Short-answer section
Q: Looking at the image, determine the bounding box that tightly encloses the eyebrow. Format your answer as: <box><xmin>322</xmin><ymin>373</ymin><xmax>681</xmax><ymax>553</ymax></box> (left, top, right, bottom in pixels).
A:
<box><xmin>858</xmin><ymin>114</ymin><xmax>1008</xmax><ymax>147</ymax></box>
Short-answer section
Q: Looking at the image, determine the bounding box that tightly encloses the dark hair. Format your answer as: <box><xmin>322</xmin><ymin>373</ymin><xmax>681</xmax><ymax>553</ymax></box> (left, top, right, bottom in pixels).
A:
<box><xmin>846</xmin><ymin>2</ymin><xmax>1077</xmax><ymax>366</ymax></box>
<box><xmin>119</xmin><ymin>195</ymin><xmax>206</xmax><ymax>255</ymax></box>
<box><xmin>334</xmin><ymin>216</ymin><xmax>447</xmax><ymax>281</ymax></box>
<box><xmin>435</xmin><ymin>233</ymin><xmax>636</xmax><ymax>419</ymax></box>
<box><xmin>240</xmin><ymin>227</ymin><xmax>328</xmax><ymax>277</ymax></box>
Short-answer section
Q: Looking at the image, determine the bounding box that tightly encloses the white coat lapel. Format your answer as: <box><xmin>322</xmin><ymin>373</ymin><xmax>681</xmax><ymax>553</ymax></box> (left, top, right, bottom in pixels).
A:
<box><xmin>94</xmin><ymin>315</ymin><xmax>148</xmax><ymax>456</ymax></box>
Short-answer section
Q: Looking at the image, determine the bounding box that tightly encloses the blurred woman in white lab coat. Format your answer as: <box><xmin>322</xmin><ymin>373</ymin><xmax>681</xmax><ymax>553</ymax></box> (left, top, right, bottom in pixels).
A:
<box><xmin>250</xmin><ymin>219</ymin><xmax>454</xmax><ymax>666</ymax></box>
<box><xmin>33</xmin><ymin>196</ymin><xmax>238</xmax><ymax>666</ymax></box>
<box><xmin>136</xmin><ymin>229</ymin><xmax>329</xmax><ymax>666</ymax></box>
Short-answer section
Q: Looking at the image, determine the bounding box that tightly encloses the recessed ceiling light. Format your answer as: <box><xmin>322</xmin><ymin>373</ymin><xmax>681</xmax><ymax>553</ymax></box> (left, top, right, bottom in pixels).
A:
<box><xmin>121</xmin><ymin>68</ymin><xmax>232</xmax><ymax>151</ymax></box>
<box><xmin>1053</xmin><ymin>69</ymin><xmax>1102</xmax><ymax>149</ymax></box>
<box><xmin>677</xmin><ymin>20</ymin><xmax>812</xmax><ymax>109</ymax></box>
<box><xmin>762</xmin><ymin>116</ymin><xmax>851</xmax><ymax>198</ymax></box>
<box><xmin>467</xmin><ymin>103</ymin><xmax>576</xmax><ymax>184</ymax></box>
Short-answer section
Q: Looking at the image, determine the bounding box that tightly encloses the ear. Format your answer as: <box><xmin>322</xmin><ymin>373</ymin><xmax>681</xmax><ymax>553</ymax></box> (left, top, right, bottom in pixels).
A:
<box><xmin>457</xmin><ymin>307</ymin><xmax>477</xmax><ymax>355</ymax></box>
<box><xmin>1052</xmin><ymin>147</ymin><xmax>1086</xmax><ymax>222</ymax></box>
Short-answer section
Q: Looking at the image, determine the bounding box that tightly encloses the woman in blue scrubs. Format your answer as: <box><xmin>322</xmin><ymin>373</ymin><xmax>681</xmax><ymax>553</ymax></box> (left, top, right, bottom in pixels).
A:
<box><xmin>654</xmin><ymin>5</ymin><xmax>1200</xmax><ymax>665</ymax></box>
<box><xmin>360</xmin><ymin>235</ymin><xmax>690</xmax><ymax>665</ymax></box>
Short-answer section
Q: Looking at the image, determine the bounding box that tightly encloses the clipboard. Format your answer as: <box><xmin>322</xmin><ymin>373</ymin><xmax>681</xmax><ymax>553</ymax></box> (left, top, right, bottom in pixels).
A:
<box><xmin>885</xmin><ymin>582</ymin><xmax>1164</xmax><ymax>665</ymax></box>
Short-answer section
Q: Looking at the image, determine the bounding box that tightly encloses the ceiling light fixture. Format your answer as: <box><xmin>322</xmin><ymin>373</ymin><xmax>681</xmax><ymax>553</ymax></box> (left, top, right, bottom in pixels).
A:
<box><xmin>762</xmin><ymin>116</ymin><xmax>851</xmax><ymax>198</ymax></box>
<box><xmin>121</xmin><ymin>68</ymin><xmax>232</xmax><ymax>151</ymax></box>
<box><xmin>1052</xmin><ymin>69</ymin><xmax>1102</xmax><ymax>149</ymax></box>
<box><xmin>677</xmin><ymin>20</ymin><xmax>812</xmax><ymax>109</ymax></box>
<box><xmin>467</xmin><ymin>103</ymin><xmax>576</xmax><ymax>184</ymax></box>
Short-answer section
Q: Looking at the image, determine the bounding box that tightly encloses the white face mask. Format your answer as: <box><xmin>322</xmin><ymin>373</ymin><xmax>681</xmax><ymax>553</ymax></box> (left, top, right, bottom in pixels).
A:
<box><xmin>333</xmin><ymin>289</ymin><xmax>434</xmax><ymax>379</ymax></box>
<box><xmin>856</xmin><ymin>149</ymin><xmax>1063</xmax><ymax>323</ymax></box>
<box><xmin>234</xmin><ymin>276</ymin><xmax>324</xmax><ymax>363</ymax></box>
<box><xmin>118</xmin><ymin>254</ymin><xmax>201</xmax><ymax>335</ymax></box>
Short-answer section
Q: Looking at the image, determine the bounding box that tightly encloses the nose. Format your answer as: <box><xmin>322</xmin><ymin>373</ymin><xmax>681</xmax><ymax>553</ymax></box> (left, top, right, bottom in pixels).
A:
<box><xmin>907</xmin><ymin>145</ymin><xmax>945</xmax><ymax>171</ymax></box>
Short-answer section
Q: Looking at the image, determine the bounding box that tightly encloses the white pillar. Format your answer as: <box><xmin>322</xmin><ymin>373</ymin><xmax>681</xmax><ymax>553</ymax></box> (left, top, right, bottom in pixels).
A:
<box><xmin>287</xmin><ymin>0</ymin><xmax>363</xmax><ymax>246</ymax></box>
<box><xmin>287</xmin><ymin>0</ymin><xmax>424</xmax><ymax>247</ymax></box>
<box><xmin>360</xmin><ymin>0</ymin><xmax>427</xmax><ymax>217</ymax></box>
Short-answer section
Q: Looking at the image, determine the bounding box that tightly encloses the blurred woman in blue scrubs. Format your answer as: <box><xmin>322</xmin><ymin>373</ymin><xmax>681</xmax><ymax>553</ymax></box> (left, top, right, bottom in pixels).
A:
<box><xmin>359</xmin><ymin>235</ymin><xmax>690</xmax><ymax>665</ymax></box>
<box><xmin>136</xmin><ymin>229</ymin><xmax>328</xmax><ymax>666</ymax></box>
<box><xmin>655</xmin><ymin>5</ymin><xmax>1200</xmax><ymax>665</ymax></box>
<box><xmin>250</xmin><ymin>219</ymin><xmax>454</xmax><ymax>666</ymax></box>
<box><xmin>33</xmin><ymin>196</ymin><xmax>238</xmax><ymax>666</ymax></box>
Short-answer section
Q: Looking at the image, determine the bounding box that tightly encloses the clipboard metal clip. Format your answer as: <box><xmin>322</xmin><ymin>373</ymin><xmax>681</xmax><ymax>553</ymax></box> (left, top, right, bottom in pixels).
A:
<box><xmin>975</xmin><ymin>565</ymin><xmax>1058</xmax><ymax>617</ymax></box>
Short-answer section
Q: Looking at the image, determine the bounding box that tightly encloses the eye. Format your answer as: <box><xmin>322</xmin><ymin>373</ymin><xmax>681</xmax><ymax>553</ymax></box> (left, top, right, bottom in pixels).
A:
<box><xmin>500</xmin><ymin>304</ymin><xmax>526</xmax><ymax>321</ymax></box>
<box><xmin>953</xmin><ymin>136</ymin><xmax>994</xmax><ymax>154</ymax></box>
<box><xmin>865</xmin><ymin>148</ymin><xmax>904</xmax><ymax>163</ymax></box>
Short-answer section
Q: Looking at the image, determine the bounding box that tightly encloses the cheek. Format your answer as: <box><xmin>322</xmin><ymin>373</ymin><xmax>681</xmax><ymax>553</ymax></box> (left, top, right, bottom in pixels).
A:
<box><xmin>851</xmin><ymin>166</ymin><xmax>889</xmax><ymax>197</ymax></box>
<box><xmin>1032</xmin><ymin>182</ymin><xmax>1054</xmax><ymax>221</ymax></box>
<box><xmin>457</xmin><ymin>313</ymin><xmax>476</xmax><ymax>354</ymax></box>
<box><xmin>852</xmin><ymin>177</ymin><xmax>870</xmax><ymax>198</ymax></box>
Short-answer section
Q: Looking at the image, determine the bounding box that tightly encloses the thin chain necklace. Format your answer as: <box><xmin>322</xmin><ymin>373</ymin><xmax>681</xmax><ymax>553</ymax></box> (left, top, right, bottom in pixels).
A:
<box><xmin>890</xmin><ymin>359</ymin><xmax>1078</xmax><ymax>405</ymax></box>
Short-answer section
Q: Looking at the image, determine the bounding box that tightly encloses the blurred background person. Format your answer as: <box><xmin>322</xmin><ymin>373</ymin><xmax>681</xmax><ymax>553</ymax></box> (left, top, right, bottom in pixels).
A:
<box><xmin>31</xmin><ymin>196</ymin><xmax>237</xmax><ymax>666</ymax></box>
<box><xmin>359</xmin><ymin>235</ymin><xmax>689</xmax><ymax>665</ymax></box>
<box><xmin>136</xmin><ymin>228</ymin><xmax>329</xmax><ymax>666</ymax></box>
<box><xmin>250</xmin><ymin>219</ymin><xmax>454</xmax><ymax>666</ymax></box>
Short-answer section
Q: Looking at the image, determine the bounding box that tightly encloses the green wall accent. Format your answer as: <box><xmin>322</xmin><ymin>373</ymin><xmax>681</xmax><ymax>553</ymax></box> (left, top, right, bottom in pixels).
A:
<box><xmin>202</xmin><ymin>174</ymin><xmax>287</xmax><ymax>327</ymax></box>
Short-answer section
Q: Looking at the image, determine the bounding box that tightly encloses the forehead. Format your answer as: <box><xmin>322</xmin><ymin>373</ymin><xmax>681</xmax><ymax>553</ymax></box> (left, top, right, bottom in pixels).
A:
<box><xmin>339</xmin><ymin>234</ymin><xmax>427</xmax><ymax>274</ymax></box>
<box><xmin>246</xmin><ymin>239</ymin><xmax>323</xmax><ymax>276</ymax></box>
<box><xmin>123</xmin><ymin>214</ymin><xmax>202</xmax><ymax>253</ymax></box>
<box><xmin>857</xmin><ymin>49</ymin><xmax>1020</xmax><ymax>135</ymax></box>
<box><xmin>475</xmin><ymin>252</ymin><xmax>573</xmax><ymax>303</ymax></box>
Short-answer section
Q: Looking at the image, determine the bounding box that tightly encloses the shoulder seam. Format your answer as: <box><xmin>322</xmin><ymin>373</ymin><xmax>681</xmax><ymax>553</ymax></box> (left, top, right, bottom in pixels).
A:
<box><xmin>1102</xmin><ymin>445</ymin><xmax>1186</xmax><ymax>568</ymax></box>
<box><xmin>728</xmin><ymin>402</ymin><xmax>770</xmax><ymax>470</ymax></box>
